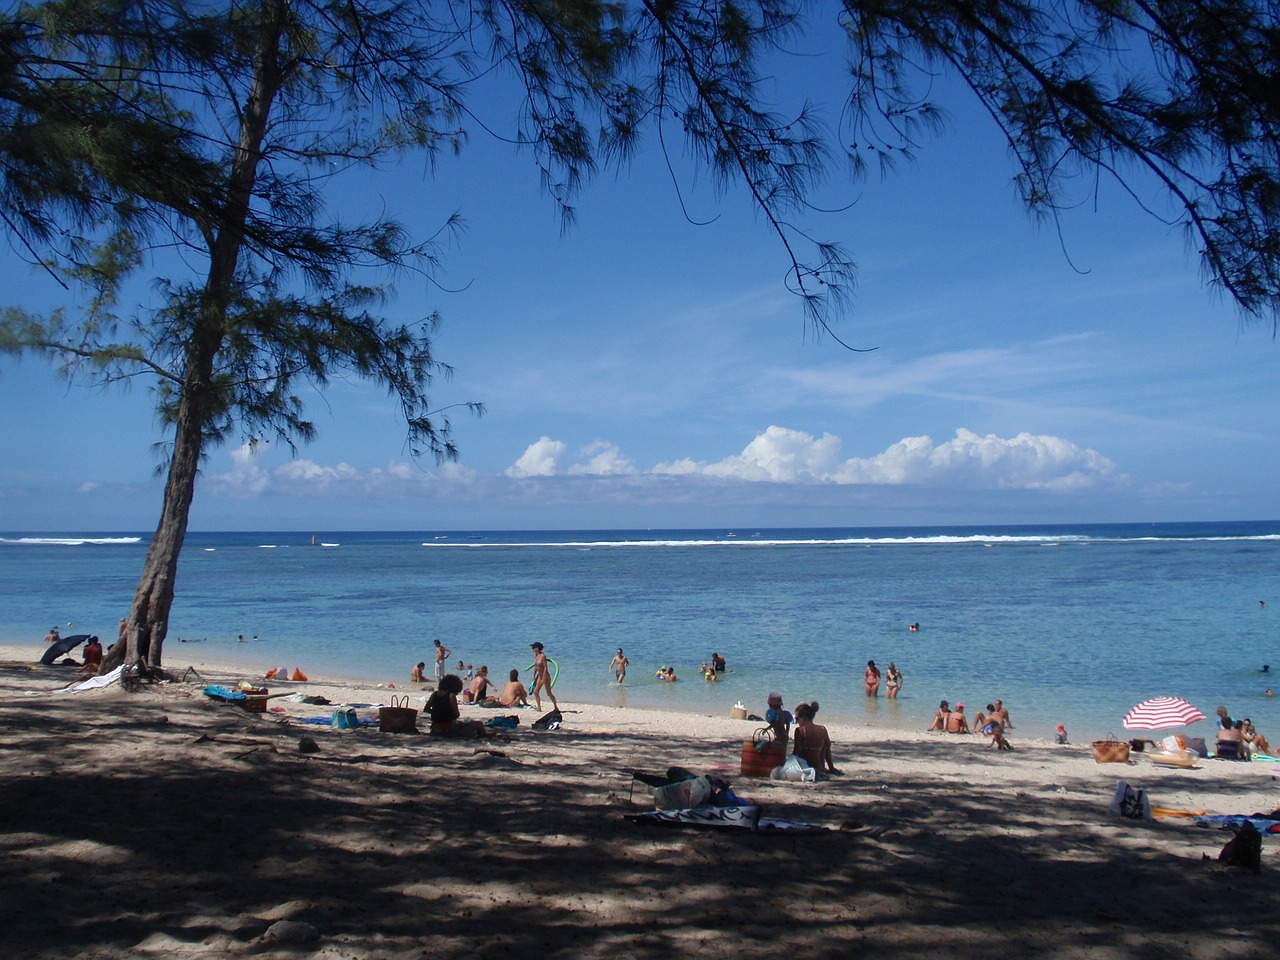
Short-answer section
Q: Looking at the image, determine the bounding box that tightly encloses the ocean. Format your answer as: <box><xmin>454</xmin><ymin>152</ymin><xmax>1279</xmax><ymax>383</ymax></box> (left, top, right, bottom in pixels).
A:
<box><xmin>2</xmin><ymin>521</ymin><xmax>1277</xmax><ymax>742</ymax></box>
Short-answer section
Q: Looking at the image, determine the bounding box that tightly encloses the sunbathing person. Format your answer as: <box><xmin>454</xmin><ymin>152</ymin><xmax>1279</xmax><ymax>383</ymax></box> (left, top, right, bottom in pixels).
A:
<box><xmin>1215</xmin><ymin>716</ymin><xmax>1244</xmax><ymax>757</ymax></box>
<box><xmin>468</xmin><ymin>665</ymin><xmax>494</xmax><ymax>703</ymax></box>
<box><xmin>425</xmin><ymin>675</ymin><xmax>486</xmax><ymax>738</ymax></box>
<box><xmin>928</xmin><ymin>700</ymin><xmax>951</xmax><ymax>731</ymax></box>
<box><xmin>410</xmin><ymin>662</ymin><xmax>426</xmax><ymax>683</ymax></box>
<box><xmin>945</xmin><ymin>702</ymin><xmax>970</xmax><ymax>734</ymax></box>
<box><xmin>500</xmin><ymin>669</ymin><xmax>529</xmax><ymax>707</ymax></box>
<box><xmin>792</xmin><ymin>701</ymin><xmax>840</xmax><ymax>774</ymax></box>
<box><xmin>1242</xmin><ymin>718</ymin><xmax>1273</xmax><ymax>756</ymax></box>
<box><xmin>78</xmin><ymin>636</ymin><xmax>103</xmax><ymax>676</ymax></box>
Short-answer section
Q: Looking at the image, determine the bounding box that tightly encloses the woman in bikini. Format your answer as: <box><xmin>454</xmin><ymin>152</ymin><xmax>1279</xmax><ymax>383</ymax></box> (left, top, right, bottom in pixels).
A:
<box><xmin>792</xmin><ymin>701</ymin><xmax>840</xmax><ymax>774</ymax></box>
<box><xmin>864</xmin><ymin>660</ymin><xmax>881</xmax><ymax>697</ymax></box>
<box><xmin>885</xmin><ymin>662</ymin><xmax>902</xmax><ymax>699</ymax></box>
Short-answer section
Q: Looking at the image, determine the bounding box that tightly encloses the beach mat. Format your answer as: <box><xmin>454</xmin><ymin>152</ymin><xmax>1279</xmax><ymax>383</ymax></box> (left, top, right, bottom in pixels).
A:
<box><xmin>1193</xmin><ymin>815</ymin><xmax>1280</xmax><ymax>835</ymax></box>
<box><xmin>625</xmin><ymin>805</ymin><xmax>826</xmax><ymax>832</ymax></box>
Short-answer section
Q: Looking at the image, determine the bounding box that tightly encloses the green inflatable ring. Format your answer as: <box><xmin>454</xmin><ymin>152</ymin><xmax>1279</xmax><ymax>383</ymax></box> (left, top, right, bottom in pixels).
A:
<box><xmin>526</xmin><ymin>657</ymin><xmax>559</xmax><ymax>688</ymax></box>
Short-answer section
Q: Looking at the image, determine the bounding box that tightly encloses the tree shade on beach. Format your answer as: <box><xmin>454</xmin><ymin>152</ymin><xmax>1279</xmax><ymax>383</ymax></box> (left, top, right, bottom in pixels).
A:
<box><xmin>1</xmin><ymin>0</ymin><xmax>1278</xmax><ymax>672</ymax></box>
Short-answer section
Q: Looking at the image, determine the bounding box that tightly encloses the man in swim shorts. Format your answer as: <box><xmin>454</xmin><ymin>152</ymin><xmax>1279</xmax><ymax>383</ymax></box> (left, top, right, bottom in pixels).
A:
<box><xmin>610</xmin><ymin>648</ymin><xmax>629</xmax><ymax>683</ymax></box>
<box><xmin>433</xmin><ymin>638</ymin><xmax>451</xmax><ymax>681</ymax></box>
<box><xmin>500</xmin><ymin>669</ymin><xmax>529</xmax><ymax>707</ymax></box>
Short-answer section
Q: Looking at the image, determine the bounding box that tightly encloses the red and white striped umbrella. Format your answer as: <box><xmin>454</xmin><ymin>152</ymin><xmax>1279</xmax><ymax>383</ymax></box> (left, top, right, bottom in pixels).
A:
<box><xmin>1122</xmin><ymin>696</ymin><xmax>1206</xmax><ymax>730</ymax></box>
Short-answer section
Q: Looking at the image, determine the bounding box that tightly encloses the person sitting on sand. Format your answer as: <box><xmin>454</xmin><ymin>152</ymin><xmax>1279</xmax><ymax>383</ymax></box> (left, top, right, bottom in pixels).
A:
<box><xmin>765</xmin><ymin>692</ymin><xmax>791</xmax><ymax>743</ymax></box>
<box><xmin>468</xmin><ymin>665</ymin><xmax>494</xmax><ymax>703</ymax></box>
<box><xmin>972</xmin><ymin>703</ymin><xmax>993</xmax><ymax>732</ymax></box>
<box><xmin>864</xmin><ymin>660</ymin><xmax>881</xmax><ymax>697</ymax></box>
<box><xmin>77</xmin><ymin>636</ymin><xmax>103</xmax><ymax>675</ymax></box>
<box><xmin>411</xmin><ymin>662</ymin><xmax>427</xmax><ymax>683</ymax></box>
<box><xmin>44</xmin><ymin>626</ymin><xmax>60</xmax><ymax>644</ymax></box>
<box><xmin>984</xmin><ymin>716</ymin><xmax>1012</xmax><ymax>750</ymax></box>
<box><xmin>1242</xmin><ymin>718</ymin><xmax>1273</xmax><ymax>756</ymax></box>
<box><xmin>425</xmin><ymin>675</ymin><xmax>486</xmax><ymax>738</ymax></box>
<box><xmin>792</xmin><ymin>701</ymin><xmax>841</xmax><ymax>775</ymax></box>
<box><xmin>1054</xmin><ymin>723</ymin><xmax>1068</xmax><ymax>744</ymax></box>
<box><xmin>928</xmin><ymin>700</ymin><xmax>951</xmax><ymax>731</ymax></box>
<box><xmin>500</xmin><ymin>669</ymin><xmax>529</xmax><ymax>707</ymax></box>
<box><xmin>992</xmin><ymin>699</ymin><xmax>1013</xmax><ymax>729</ymax></box>
<box><xmin>946</xmin><ymin>702</ymin><xmax>970</xmax><ymax>734</ymax></box>
<box><xmin>1215</xmin><ymin>716</ymin><xmax>1243</xmax><ymax>755</ymax></box>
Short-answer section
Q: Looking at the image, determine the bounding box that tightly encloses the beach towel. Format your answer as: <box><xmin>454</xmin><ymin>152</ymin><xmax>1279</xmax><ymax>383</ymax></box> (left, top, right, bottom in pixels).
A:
<box><xmin>1193</xmin><ymin>815</ymin><xmax>1280</xmax><ymax>835</ymax></box>
<box><xmin>202</xmin><ymin>684</ymin><xmax>247</xmax><ymax>703</ymax></box>
<box><xmin>66</xmin><ymin>665</ymin><xmax>125</xmax><ymax>691</ymax></box>
<box><xmin>625</xmin><ymin>805</ymin><xmax>827</xmax><ymax>832</ymax></box>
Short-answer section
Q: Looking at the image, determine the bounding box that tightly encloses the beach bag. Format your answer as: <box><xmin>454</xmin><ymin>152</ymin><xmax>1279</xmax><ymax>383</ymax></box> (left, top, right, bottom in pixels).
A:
<box><xmin>1092</xmin><ymin>734</ymin><xmax>1131</xmax><ymax>764</ymax></box>
<box><xmin>484</xmin><ymin>715</ymin><xmax>520</xmax><ymax>729</ymax></box>
<box><xmin>651</xmin><ymin>775</ymin><xmax>713</xmax><ymax>811</ymax></box>
<box><xmin>741</xmin><ymin>727</ymin><xmax>786</xmax><ymax>777</ymax></box>
<box><xmin>331</xmin><ymin>707</ymin><xmax>358</xmax><ymax>730</ymax></box>
<box><xmin>532</xmin><ymin>708</ymin><xmax>562</xmax><ymax>731</ymax></box>
<box><xmin>1108</xmin><ymin>779</ymin><xmax>1151</xmax><ymax>820</ymax></box>
<box><xmin>378</xmin><ymin>695</ymin><xmax>419</xmax><ymax>734</ymax></box>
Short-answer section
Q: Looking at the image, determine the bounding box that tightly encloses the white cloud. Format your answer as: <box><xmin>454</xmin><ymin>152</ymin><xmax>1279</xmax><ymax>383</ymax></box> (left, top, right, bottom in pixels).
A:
<box><xmin>207</xmin><ymin>425</ymin><xmax>1119</xmax><ymax>506</ymax></box>
<box><xmin>567</xmin><ymin>440</ymin><xmax>636</xmax><ymax>476</ymax></box>
<box><xmin>506</xmin><ymin>437</ymin><xmax>567</xmax><ymax>478</ymax></box>
<box><xmin>77</xmin><ymin>481</ymin><xmax>100</xmax><ymax>494</ymax></box>
<box><xmin>653</xmin><ymin>426</ymin><xmax>1116</xmax><ymax>490</ymax></box>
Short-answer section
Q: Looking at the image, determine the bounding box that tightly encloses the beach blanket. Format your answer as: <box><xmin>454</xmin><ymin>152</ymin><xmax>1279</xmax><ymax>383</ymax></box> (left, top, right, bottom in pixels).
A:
<box><xmin>1193</xmin><ymin>815</ymin><xmax>1280</xmax><ymax>835</ymax></box>
<box><xmin>626</xmin><ymin>805</ymin><xmax>826</xmax><ymax>832</ymax></box>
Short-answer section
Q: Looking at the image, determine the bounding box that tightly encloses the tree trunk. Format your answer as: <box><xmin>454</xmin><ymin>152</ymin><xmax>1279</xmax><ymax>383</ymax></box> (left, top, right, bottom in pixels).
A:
<box><xmin>99</xmin><ymin>0</ymin><xmax>288</xmax><ymax>676</ymax></box>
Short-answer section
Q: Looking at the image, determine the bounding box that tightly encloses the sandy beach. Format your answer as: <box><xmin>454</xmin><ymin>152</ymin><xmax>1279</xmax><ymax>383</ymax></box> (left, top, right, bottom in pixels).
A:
<box><xmin>3</xmin><ymin>640</ymin><xmax>1279</xmax><ymax>960</ymax></box>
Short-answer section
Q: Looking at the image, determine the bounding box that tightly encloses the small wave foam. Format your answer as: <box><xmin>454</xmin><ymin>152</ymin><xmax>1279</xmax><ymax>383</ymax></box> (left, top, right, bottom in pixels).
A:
<box><xmin>0</xmin><ymin>536</ymin><xmax>142</xmax><ymax>546</ymax></box>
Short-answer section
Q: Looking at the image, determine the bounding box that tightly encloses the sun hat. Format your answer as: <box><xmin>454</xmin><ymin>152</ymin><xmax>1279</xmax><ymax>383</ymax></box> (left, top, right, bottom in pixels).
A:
<box><xmin>956</xmin><ymin>702</ymin><xmax>965</xmax><ymax>709</ymax></box>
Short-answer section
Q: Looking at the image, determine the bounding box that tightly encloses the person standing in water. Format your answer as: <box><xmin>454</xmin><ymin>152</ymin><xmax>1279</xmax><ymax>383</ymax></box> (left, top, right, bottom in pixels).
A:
<box><xmin>530</xmin><ymin>642</ymin><xmax>559</xmax><ymax>712</ymax></box>
<box><xmin>864</xmin><ymin>660</ymin><xmax>881</xmax><ymax>697</ymax></box>
<box><xmin>609</xmin><ymin>648</ymin><xmax>630</xmax><ymax>684</ymax></box>
<box><xmin>885</xmin><ymin>662</ymin><xmax>903</xmax><ymax>699</ymax></box>
<box><xmin>432</xmin><ymin>638</ymin><xmax>452</xmax><ymax>682</ymax></box>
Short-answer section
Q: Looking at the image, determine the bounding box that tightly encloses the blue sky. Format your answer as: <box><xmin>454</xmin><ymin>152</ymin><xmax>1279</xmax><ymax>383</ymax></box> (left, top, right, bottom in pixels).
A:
<box><xmin>2</xmin><ymin>43</ymin><xmax>1277</xmax><ymax>532</ymax></box>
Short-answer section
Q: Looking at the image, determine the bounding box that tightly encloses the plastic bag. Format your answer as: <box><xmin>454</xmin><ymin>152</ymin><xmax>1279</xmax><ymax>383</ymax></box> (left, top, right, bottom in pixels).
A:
<box><xmin>771</xmin><ymin>754</ymin><xmax>816</xmax><ymax>782</ymax></box>
<box><xmin>1107</xmin><ymin>779</ymin><xmax>1151</xmax><ymax>819</ymax></box>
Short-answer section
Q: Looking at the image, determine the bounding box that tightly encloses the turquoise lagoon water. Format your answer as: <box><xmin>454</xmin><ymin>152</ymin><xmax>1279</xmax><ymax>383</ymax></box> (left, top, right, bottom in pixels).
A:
<box><xmin>2</xmin><ymin>522</ymin><xmax>1278</xmax><ymax>742</ymax></box>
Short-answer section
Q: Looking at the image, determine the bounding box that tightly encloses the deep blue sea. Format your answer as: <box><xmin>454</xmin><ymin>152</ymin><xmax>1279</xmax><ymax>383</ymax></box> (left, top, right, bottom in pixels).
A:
<box><xmin>2</xmin><ymin>522</ymin><xmax>1278</xmax><ymax>742</ymax></box>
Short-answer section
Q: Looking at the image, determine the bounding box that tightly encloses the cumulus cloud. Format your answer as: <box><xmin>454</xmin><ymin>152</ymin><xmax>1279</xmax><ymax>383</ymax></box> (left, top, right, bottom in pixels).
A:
<box><xmin>206</xmin><ymin>424</ymin><xmax>1119</xmax><ymax>506</ymax></box>
<box><xmin>651</xmin><ymin>426</ymin><xmax>1116</xmax><ymax>490</ymax></box>
<box><xmin>506</xmin><ymin>437</ymin><xmax>567</xmax><ymax>478</ymax></box>
<box><xmin>568</xmin><ymin>441</ymin><xmax>636</xmax><ymax>476</ymax></box>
